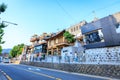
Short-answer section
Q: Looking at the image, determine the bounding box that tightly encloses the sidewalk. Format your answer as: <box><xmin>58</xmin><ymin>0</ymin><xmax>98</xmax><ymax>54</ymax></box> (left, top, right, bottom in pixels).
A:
<box><xmin>0</xmin><ymin>70</ymin><xmax>8</xmax><ymax>80</ymax></box>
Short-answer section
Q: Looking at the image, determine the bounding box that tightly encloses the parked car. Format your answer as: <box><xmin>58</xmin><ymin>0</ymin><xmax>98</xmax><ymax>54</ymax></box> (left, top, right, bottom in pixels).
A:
<box><xmin>3</xmin><ymin>57</ymin><xmax>10</xmax><ymax>63</ymax></box>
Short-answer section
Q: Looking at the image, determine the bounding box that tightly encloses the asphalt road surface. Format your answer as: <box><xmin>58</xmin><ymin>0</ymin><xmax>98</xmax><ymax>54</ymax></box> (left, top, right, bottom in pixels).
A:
<box><xmin>0</xmin><ymin>63</ymin><xmax>113</xmax><ymax>80</ymax></box>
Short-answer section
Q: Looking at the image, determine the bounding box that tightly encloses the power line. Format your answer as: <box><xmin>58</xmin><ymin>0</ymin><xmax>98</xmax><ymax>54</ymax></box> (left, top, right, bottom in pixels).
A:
<box><xmin>95</xmin><ymin>0</ymin><xmax>120</xmax><ymax>12</ymax></box>
<box><xmin>56</xmin><ymin>0</ymin><xmax>120</xmax><ymax>23</ymax></box>
<box><xmin>81</xmin><ymin>0</ymin><xmax>120</xmax><ymax>21</ymax></box>
<box><xmin>56</xmin><ymin>0</ymin><xmax>76</xmax><ymax>22</ymax></box>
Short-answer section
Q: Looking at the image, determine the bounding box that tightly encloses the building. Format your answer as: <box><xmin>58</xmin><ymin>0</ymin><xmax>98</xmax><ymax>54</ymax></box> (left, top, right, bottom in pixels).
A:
<box><xmin>31</xmin><ymin>33</ymin><xmax>48</xmax><ymax>54</ymax></box>
<box><xmin>45</xmin><ymin>30</ymin><xmax>71</xmax><ymax>55</ymax></box>
<box><xmin>66</xmin><ymin>21</ymin><xmax>87</xmax><ymax>41</ymax></box>
<box><xmin>81</xmin><ymin>12</ymin><xmax>120</xmax><ymax>49</ymax></box>
<box><xmin>21</xmin><ymin>45</ymin><xmax>33</xmax><ymax>61</ymax></box>
<box><xmin>20</xmin><ymin>33</ymin><xmax>49</xmax><ymax>62</ymax></box>
<box><xmin>61</xmin><ymin>40</ymin><xmax>84</xmax><ymax>62</ymax></box>
<box><xmin>29</xmin><ymin>33</ymin><xmax>49</xmax><ymax>61</ymax></box>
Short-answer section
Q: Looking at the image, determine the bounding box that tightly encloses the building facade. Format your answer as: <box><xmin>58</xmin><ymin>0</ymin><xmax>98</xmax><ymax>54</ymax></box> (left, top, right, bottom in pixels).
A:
<box><xmin>81</xmin><ymin>12</ymin><xmax>120</xmax><ymax>49</ymax></box>
<box><xmin>21</xmin><ymin>33</ymin><xmax>49</xmax><ymax>62</ymax></box>
<box><xmin>67</xmin><ymin>21</ymin><xmax>87</xmax><ymax>39</ymax></box>
<box><xmin>45</xmin><ymin>30</ymin><xmax>71</xmax><ymax>55</ymax></box>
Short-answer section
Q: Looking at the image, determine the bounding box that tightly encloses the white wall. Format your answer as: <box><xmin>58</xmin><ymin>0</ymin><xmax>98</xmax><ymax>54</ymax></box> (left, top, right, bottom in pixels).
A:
<box><xmin>0</xmin><ymin>56</ymin><xmax>3</xmax><ymax>62</ymax></box>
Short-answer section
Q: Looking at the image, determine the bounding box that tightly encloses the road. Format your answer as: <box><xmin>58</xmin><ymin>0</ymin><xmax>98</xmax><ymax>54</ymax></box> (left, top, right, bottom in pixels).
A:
<box><xmin>0</xmin><ymin>63</ymin><xmax>111</xmax><ymax>80</ymax></box>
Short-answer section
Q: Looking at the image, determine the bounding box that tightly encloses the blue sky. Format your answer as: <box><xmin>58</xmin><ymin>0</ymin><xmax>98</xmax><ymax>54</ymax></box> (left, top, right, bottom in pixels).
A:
<box><xmin>0</xmin><ymin>0</ymin><xmax>120</xmax><ymax>48</ymax></box>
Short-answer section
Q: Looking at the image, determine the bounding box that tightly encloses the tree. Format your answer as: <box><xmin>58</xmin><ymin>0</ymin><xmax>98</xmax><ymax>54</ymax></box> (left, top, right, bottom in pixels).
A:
<box><xmin>0</xmin><ymin>23</ymin><xmax>7</xmax><ymax>44</ymax></box>
<box><xmin>10</xmin><ymin>44</ymin><xmax>24</xmax><ymax>58</ymax></box>
<box><xmin>0</xmin><ymin>3</ymin><xmax>7</xmax><ymax>13</ymax></box>
<box><xmin>0</xmin><ymin>3</ymin><xmax>7</xmax><ymax>44</ymax></box>
<box><xmin>63</xmin><ymin>31</ymin><xmax>75</xmax><ymax>43</ymax></box>
<box><xmin>0</xmin><ymin>46</ymin><xmax>2</xmax><ymax>55</ymax></box>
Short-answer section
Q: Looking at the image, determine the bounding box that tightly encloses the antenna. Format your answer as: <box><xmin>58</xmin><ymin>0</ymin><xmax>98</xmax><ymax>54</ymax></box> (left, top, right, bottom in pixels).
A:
<box><xmin>92</xmin><ymin>11</ymin><xmax>96</xmax><ymax>18</ymax></box>
<box><xmin>92</xmin><ymin>11</ymin><xmax>98</xmax><ymax>21</ymax></box>
<box><xmin>57</xmin><ymin>28</ymin><xmax>59</xmax><ymax>32</ymax></box>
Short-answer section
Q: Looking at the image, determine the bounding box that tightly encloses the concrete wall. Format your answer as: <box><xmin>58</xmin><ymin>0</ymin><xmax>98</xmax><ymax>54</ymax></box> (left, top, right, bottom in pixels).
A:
<box><xmin>20</xmin><ymin>61</ymin><xmax>120</xmax><ymax>79</ymax></box>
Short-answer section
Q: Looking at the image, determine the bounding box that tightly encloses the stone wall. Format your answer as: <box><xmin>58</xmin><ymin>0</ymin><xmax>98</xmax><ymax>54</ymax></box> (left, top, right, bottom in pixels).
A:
<box><xmin>20</xmin><ymin>61</ymin><xmax>120</xmax><ymax>79</ymax></box>
<box><xmin>84</xmin><ymin>46</ymin><xmax>120</xmax><ymax>65</ymax></box>
<box><xmin>44</xmin><ymin>46</ymin><xmax>120</xmax><ymax>65</ymax></box>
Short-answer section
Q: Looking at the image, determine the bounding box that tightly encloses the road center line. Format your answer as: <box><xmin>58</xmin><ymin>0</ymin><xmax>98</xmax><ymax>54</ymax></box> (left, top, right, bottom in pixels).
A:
<box><xmin>11</xmin><ymin>65</ymin><xmax>62</xmax><ymax>80</ymax></box>
<box><xmin>0</xmin><ymin>69</ymin><xmax>12</xmax><ymax>80</ymax></box>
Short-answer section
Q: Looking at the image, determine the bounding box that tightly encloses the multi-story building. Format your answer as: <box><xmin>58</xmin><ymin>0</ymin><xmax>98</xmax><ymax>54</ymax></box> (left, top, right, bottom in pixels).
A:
<box><xmin>66</xmin><ymin>20</ymin><xmax>87</xmax><ymax>40</ymax></box>
<box><xmin>20</xmin><ymin>45</ymin><xmax>33</xmax><ymax>61</ymax></box>
<box><xmin>20</xmin><ymin>33</ymin><xmax>49</xmax><ymax>62</ymax></box>
<box><xmin>81</xmin><ymin>12</ymin><xmax>120</xmax><ymax>49</ymax></box>
<box><xmin>30</xmin><ymin>33</ymin><xmax>49</xmax><ymax>59</ymax></box>
<box><xmin>45</xmin><ymin>30</ymin><xmax>71</xmax><ymax>55</ymax></box>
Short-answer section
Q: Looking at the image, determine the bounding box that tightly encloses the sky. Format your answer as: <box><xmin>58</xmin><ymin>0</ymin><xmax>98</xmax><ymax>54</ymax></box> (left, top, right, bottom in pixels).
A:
<box><xmin>0</xmin><ymin>0</ymin><xmax>120</xmax><ymax>49</ymax></box>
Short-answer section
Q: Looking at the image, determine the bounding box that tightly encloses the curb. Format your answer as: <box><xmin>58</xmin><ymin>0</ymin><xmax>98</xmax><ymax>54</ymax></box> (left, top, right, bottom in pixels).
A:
<box><xmin>0</xmin><ymin>69</ymin><xmax>12</xmax><ymax>80</ymax></box>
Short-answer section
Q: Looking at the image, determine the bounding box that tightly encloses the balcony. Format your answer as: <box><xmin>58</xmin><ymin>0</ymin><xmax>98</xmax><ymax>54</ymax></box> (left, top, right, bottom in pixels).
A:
<box><xmin>30</xmin><ymin>37</ymin><xmax>39</xmax><ymax>42</ymax></box>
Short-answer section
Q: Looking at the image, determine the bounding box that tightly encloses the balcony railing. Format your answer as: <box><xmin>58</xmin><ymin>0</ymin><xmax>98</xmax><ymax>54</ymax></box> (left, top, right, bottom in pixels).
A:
<box><xmin>30</xmin><ymin>37</ymin><xmax>39</xmax><ymax>42</ymax></box>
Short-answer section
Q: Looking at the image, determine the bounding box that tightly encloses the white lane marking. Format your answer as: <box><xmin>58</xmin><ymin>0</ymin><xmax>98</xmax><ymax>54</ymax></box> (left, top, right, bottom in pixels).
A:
<box><xmin>0</xmin><ymin>69</ymin><xmax>12</xmax><ymax>80</ymax></box>
<box><xmin>36</xmin><ymin>68</ymin><xmax>41</xmax><ymax>71</ymax></box>
<box><xmin>28</xmin><ymin>67</ymin><xmax>41</xmax><ymax>71</ymax></box>
<box><xmin>11</xmin><ymin>66</ymin><xmax>61</xmax><ymax>80</ymax></box>
<box><xmin>28</xmin><ymin>68</ymin><xmax>32</xmax><ymax>70</ymax></box>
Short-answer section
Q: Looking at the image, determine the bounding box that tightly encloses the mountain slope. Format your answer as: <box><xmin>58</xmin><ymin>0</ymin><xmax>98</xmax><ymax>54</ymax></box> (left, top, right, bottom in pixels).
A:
<box><xmin>2</xmin><ymin>49</ymin><xmax>11</xmax><ymax>54</ymax></box>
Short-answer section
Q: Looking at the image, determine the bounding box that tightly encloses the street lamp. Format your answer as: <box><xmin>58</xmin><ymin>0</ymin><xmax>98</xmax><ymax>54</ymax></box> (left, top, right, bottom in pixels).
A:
<box><xmin>2</xmin><ymin>21</ymin><xmax>18</xmax><ymax>26</ymax></box>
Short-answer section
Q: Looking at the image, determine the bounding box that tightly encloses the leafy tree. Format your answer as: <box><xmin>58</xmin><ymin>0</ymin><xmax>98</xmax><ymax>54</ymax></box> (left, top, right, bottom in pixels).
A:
<box><xmin>0</xmin><ymin>46</ymin><xmax>2</xmax><ymax>55</ymax></box>
<box><xmin>0</xmin><ymin>23</ymin><xmax>7</xmax><ymax>44</ymax></box>
<box><xmin>10</xmin><ymin>44</ymin><xmax>24</xmax><ymax>58</ymax></box>
<box><xmin>0</xmin><ymin>3</ymin><xmax>7</xmax><ymax>13</ymax></box>
<box><xmin>0</xmin><ymin>3</ymin><xmax>7</xmax><ymax>45</ymax></box>
<box><xmin>63</xmin><ymin>31</ymin><xmax>75</xmax><ymax>43</ymax></box>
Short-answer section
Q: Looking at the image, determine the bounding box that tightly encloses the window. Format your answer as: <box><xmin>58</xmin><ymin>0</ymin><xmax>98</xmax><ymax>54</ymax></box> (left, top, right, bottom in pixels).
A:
<box><xmin>34</xmin><ymin>45</ymin><xmax>42</xmax><ymax>53</ymax></box>
<box><xmin>48</xmin><ymin>41</ymin><xmax>51</xmax><ymax>46</ymax></box>
<box><xmin>74</xmin><ymin>27</ymin><xmax>75</xmax><ymax>31</ymax></box>
<box><xmin>56</xmin><ymin>39</ymin><xmax>58</xmax><ymax>43</ymax></box>
<box><xmin>42</xmin><ymin>44</ymin><xmax>47</xmax><ymax>53</ymax></box>
<box><xmin>63</xmin><ymin>50</ymin><xmax>68</xmax><ymax>53</ymax></box>
<box><xmin>76</xmin><ymin>26</ymin><xmax>78</xmax><ymax>31</ymax></box>
<box><xmin>98</xmin><ymin>30</ymin><xmax>104</xmax><ymax>42</ymax></box>
<box><xmin>71</xmin><ymin>28</ymin><xmax>73</xmax><ymax>32</ymax></box>
<box><xmin>83</xmin><ymin>29</ymin><xmax>104</xmax><ymax>44</ymax></box>
<box><xmin>51</xmin><ymin>40</ymin><xmax>54</xmax><ymax>45</ymax></box>
<box><xmin>116</xmin><ymin>23</ymin><xmax>120</xmax><ymax>33</ymax></box>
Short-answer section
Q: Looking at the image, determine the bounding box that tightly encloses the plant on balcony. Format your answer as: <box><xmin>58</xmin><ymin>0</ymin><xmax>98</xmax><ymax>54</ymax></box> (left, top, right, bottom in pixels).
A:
<box><xmin>63</xmin><ymin>31</ymin><xmax>75</xmax><ymax>43</ymax></box>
